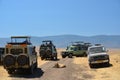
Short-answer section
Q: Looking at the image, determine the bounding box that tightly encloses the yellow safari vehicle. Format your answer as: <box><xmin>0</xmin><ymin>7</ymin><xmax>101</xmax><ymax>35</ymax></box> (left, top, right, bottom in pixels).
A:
<box><xmin>3</xmin><ymin>36</ymin><xmax>37</xmax><ymax>74</ymax></box>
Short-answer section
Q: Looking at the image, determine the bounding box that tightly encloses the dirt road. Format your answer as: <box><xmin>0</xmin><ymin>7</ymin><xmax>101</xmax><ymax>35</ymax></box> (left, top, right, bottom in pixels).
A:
<box><xmin>0</xmin><ymin>49</ymin><xmax>120</xmax><ymax>80</ymax></box>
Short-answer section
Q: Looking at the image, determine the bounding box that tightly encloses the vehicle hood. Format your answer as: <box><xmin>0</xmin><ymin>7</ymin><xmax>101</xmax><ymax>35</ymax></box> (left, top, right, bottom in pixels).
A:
<box><xmin>89</xmin><ymin>52</ymin><xmax>108</xmax><ymax>57</ymax></box>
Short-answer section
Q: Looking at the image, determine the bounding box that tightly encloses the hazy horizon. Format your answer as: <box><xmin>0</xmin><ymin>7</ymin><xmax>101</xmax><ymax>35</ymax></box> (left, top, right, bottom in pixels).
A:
<box><xmin>0</xmin><ymin>34</ymin><xmax>120</xmax><ymax>38</ymax></box>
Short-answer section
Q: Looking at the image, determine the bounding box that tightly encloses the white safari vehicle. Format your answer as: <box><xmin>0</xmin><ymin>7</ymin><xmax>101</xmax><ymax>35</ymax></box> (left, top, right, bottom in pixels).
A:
<box><xmin>87</xmin><ymin>45</ymin><xmax>110</xmax><ymax>68</ymax></box>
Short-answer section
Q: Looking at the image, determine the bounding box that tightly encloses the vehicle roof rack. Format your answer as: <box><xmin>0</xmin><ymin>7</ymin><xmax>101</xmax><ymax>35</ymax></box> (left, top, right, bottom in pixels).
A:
<box><xmin>95</xmin><ymin>44</ymin><xmax>101</xmax><ymax>46</ymax></box>
<box><xmin>8</xmin><ymin>36</ymin><xmax>32</xmax><ymax>45</ymax></box>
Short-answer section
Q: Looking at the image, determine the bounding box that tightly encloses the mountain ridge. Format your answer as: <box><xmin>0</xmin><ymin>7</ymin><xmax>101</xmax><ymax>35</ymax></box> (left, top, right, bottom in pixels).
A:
<box><xmin>0</xmin><ymin>35</ymin><xmax>120</xmax><ymax>48</ymax></box>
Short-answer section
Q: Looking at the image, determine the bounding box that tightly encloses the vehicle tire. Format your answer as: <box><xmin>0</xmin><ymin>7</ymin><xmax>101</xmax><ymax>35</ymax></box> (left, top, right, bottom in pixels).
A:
<box><xmin>27</xmin><ymin>66</ymin><xmax>34</xmax><ymax>74</ymax></box>
<box><xmin>7</xmin><ymin>69</ymin><xmax>14</xmax><ymax>74</ymax></box>
<box><xmin>89</xmin><ymin>63</ymin><xmax>94</xmax><ymax>68</ymax></box>
<box><xmin>30</xmin><ymin>66</ymin><xmax>34</xmax><ymax>74</ymax></box>
<box><xmin>68</xmin><ymin>54</ymin><xmax>72</xmax><ymax>58</ymax></box>
<box><xmin>8</xmin><ymin>70</ymin><xmax>13</xmax><ymax>74</ymax></box>
<box><xmin>35</xmin><ymin>62</ymin><xmax>38</xmax><ymax>69</ymax></box>
<box><xmin>105</xmin><ymin>62</ymin><xmax>109</xmax><ymax>67</ymax></box>
<box><xmin>62</xmin><ymin>55</ymin><xmax>66</xmax><ymax>58</ymax></box>
<box><xmin>83</xmin><ymin>52</ymin><xmax>87</xmax><ymax>57</ymax></box>
<box><xmin>54</xmin><ymin>56</ymin><xmax>57</xmax><ymax>60</ymax></box>
<box><xmin>41</xmin><ymin>57</ymin><xmax>44</xmax><ymax>60</ymax></box>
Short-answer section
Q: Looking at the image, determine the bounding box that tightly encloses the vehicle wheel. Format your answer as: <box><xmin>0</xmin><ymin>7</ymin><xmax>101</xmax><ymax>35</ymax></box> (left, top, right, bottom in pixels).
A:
<box><xmin>27</xmin><ymin>66</ymin><xmax>34</xmax><ymax>74</ymax></box>
<box><xmin>105</xmin><ymin>62</ymin><xmax>109</xmax><ymax>67</ymax></box>
<box><xmin>35</xmin><ymin>62</ymin><xmax>38</xmax><ymax>69</ymax></box>
<box><xmin>7</xmin><ymin>69</ymin><xmax>14</xmax><ymax>74</ymax></box>
<box><xmin>89</xmin><ymin>63</ymin><xmax>94</xmax><ymax>68</ymax></box>
<box><xmin>68</xmin><ymin>54</ymin><xmax>72</xmax><ymax>58</ymax></box>
<box><xmin>8</xmin><ymin>70</ymin><xmax>13</xmax><ymax>74</ymax></box>
<box><xmin>62</xmin><ymin>55</ymin><xmax>66</xmax><ymax>58</ymax></box>
<box><xmin>54</xmin><ymin>56</ymin><xmax>57</xmax><ymax>60</ymax></box>
<box><xmin>41</xmin><ymin>57</ymin><xmax>44</xmax><ymax>60</ymax></box>
<box><xmin>30</xmin><ymin>66</ymin><xmax>34</xmax><ymax>74</ymax></box>
<box><xmin>83</xmin><ymin>52</ymin><xmax>87</xmax><ymax>57</ymax></box>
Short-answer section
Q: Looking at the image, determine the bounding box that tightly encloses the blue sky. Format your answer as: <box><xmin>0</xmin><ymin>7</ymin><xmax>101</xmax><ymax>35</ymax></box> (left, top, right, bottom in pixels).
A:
<box><xmin>0</xmin><ymin>0</ymin><xmax>120</xmax><ymax>37</ymax></box>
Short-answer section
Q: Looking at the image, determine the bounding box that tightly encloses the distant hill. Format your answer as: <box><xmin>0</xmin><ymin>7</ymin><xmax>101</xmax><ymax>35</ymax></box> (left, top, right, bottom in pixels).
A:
<box><xmin>0</xmin><ymin>35</ymin><xmax>120</xmax><ymax>48</ymax></box>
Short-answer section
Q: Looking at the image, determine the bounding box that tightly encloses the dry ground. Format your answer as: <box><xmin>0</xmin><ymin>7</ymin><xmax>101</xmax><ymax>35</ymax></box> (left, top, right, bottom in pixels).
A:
<box><xmin>0</xmin><ymin>48</ymin><xmax>120</xmax><ymax>80</ymax></box>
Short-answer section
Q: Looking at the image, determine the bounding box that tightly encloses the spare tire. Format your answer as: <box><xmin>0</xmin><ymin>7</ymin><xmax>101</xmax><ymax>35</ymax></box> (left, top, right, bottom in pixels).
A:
<box><xmin>3</xmin><ymin>55</ymin><xmax>15</xmax><ymax>67</ymax></box>
<box><xmin>46</xmin><ymin>49</ymin><xmax>52</xmax><ymax>55</ymax></box>
<box><xmin>17</xmin><ymin>55</ymin><xmax>29</xmax><ymax>66</ymax></box>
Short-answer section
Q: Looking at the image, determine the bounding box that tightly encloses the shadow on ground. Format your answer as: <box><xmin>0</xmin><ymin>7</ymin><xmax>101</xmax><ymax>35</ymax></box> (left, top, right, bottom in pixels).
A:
<box><xmin>9</xmin><ymin>68</ymin><xmax>44</xmax><ymax>78</ymax></box>
<box><xmin>44</xmin><ymin>58</ymin><xmax>60</xmax><ymax>61</ymax></box>
<box><xmin>92</xmin><ymin>63</ymin><xmax>113</xmax><ymax>69</ymax></box>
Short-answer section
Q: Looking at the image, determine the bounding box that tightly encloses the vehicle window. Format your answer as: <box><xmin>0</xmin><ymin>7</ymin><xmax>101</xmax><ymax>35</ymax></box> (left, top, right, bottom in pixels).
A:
<box><xmin>78</xmin><ymin>47</ymin><xmax>81</xmax><ymax>50</ymax></box>
<box><xmin>74</xmin><ymin>47</ymin><xmax>77</xmax><ymax>51</ymax></box>
<box><xmin>70</xmin><ymin>47</ymin><xmax>74</xmax><ymax>50</ymax></box>
<box><xmin>90</xmin><ymin>47</ymin><xmax>106</xmax><ymax>53</ymax></box>
<box><xmin>82</xmin><ymin>46</ymin><xmax>87</xmax><ymax>50</ymax></box>
<box><xmin>10</xmin><ymin>49</ymin><xmax>23</xmax><ymax>55</ymax></box>
<box><xmin>0</xmin><ymin>48</ymin><xmax>4</xmax><ymax>54</ymax></box>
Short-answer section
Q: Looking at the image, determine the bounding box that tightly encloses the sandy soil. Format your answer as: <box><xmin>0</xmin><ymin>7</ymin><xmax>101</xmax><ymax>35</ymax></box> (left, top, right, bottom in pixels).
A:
<box><xmin>73</xmin><ymin>49</ymin><xmax>120</xmax><ymax>80</ymax></box>
<box><xmin>0</xmin><ymin>48</ymin><xmax>120</xmax><ymax>80</ymax></box>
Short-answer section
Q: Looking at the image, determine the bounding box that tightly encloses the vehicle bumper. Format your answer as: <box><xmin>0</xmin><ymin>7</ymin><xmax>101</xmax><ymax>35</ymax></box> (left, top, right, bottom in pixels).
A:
<box><xmin>90</xmin><ymin>60</ymin><xmax>109</xmax><ymax>64</ymax></box>
<box><xmin>4</xmin><ymin>65</ymin><xmax>30</xmax><ymax>69</ymax></box>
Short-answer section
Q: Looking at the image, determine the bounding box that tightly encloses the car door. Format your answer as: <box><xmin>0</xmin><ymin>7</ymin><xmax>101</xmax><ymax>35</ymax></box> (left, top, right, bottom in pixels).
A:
<box><xmin>73</xmin><ymin>47</ymin><xmax>79</xmax><ymax>56</ymax></box>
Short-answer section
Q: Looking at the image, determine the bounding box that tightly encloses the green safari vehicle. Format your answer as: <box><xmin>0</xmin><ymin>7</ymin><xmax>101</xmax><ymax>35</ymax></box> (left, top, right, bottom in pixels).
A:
<box><xmin>61</xmin><ymin>42</ymin><xmax>91</xmax><ymax>58</ymax></box>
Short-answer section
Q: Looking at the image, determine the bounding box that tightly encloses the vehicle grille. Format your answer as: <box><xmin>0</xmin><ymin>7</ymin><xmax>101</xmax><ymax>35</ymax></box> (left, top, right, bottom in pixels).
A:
<box><xmin>94</xmin><ymin>55</ymin><xmax>107</xmax><ymax>60</ymax></box>
<box><xmin>17</xmin><ymin>55</ymin><xmax>28</xmax><ymax>66</ymax></box>
<box><xmin>3</xmin><ymin>55</ymin><xmax>15</xmax><ymax>67</ymax></box>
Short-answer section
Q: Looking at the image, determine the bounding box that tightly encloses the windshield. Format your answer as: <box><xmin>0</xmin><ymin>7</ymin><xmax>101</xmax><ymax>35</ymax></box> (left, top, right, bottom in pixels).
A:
<box><xmin>89</xmin><ymin>47</ymin><xmax>106</xmax><ymax>53</ymax></box>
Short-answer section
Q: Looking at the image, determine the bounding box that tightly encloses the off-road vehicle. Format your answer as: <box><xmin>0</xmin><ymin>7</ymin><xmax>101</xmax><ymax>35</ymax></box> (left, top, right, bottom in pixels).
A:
<box><xmin>0</xmin><ymin>47</ymin><xmax>4</xmax><ymax>65</ymax></box>
<box><xmin>39</xmin><ymin>40</ymin><xmax>57</xmax><ymax>60</ymax></box>
<box><xmin>61</xmin><ymin>42</ymin><xmax>91</xmax><ymax>58</ymax></box>
<box><xmin>3</xmin><ymin>36</ymin><xmax>37</xmax><ymax>74</ymax></box>
<box><xmin>87</xmin><ymin>45</ymin><xmax>110</xmax><ymax>68</ymax></box>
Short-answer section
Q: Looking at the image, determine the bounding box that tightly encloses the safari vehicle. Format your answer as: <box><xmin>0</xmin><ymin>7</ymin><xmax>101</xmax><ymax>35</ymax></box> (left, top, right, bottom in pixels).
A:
<box><xmin>39</xmin><ymin>40</ymin><xmax>57</xmax><ymax>60</ymax></box>
<box><xmin>3</xmin><ymin>36</ymin><xmax>37</xmax><ymax>74</ymax></box>
<box><xmin>87</xmin><ymin>45</ymin><xmax>110</xmax><ymax>68</ymax></box>
<box><xmin>0</xmin><ymin>47</ymin><xmax>4</xmax><ymax>64</ymax></box>
<box><xmin>61</xmin><ymin>42</ymin><xmax>91</xmax><ymax>58</ymax></box>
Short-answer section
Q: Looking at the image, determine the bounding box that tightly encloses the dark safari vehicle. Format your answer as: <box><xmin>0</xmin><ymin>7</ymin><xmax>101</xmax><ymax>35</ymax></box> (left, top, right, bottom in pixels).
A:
<box><xmin>61</xmin><ymin>42</ymin><xmax>91</xmax><ymax>58</ymax></box>
<box><xmin>39</xmin><ymin>40</ymin><xmax>57</xmax><ymax>60</ymax></box>
<box><xmin>0</xmin><ymin>47</ymin><xmax>4</xmax><ymax>64</ymax></box>
<box><xmin>3</xmin><ymin>36</ymin><xmax>37</xmax><ymax>74</ymax></box>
